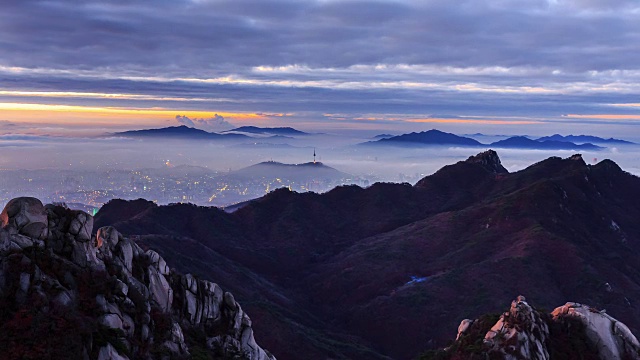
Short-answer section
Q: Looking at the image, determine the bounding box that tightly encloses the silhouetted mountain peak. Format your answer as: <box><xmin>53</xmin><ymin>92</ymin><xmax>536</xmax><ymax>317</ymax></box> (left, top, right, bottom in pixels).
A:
<box><xmin>114</xmin><ymin>126</ymin><xmax>250</xmax><ymax>140</ymax></box>
<box><xmin>367</xmin><ymin>129</ymin><xmax>483</xmax><ymax>147</ymax></box>
<box><xmin>594</xmin><ymin>158</ymin><xmax>623</xmax><ymax>172</ymax></box>
<box><xmin>537</xmin><ymin>134</ymin><xmax>635</xmax><ymax>145</ymax></box>
<box><xmin>465</xmin><ymin>149</ymin><xmax>508</xmax><ymax>174</ymax></box>
<box><xmin>228</xmin><ymin>160</ymin><xmax>349</xmax><ymax>182</ymax></box>
<box><xmin>488</xmin><ymin>136</ymin><xmax>604</xmax><ymax>150</ymax></box>
<box><xmin>568</xmin><ymin>153</ymin><xmax>587</xmax><ymax>166</ymax></box>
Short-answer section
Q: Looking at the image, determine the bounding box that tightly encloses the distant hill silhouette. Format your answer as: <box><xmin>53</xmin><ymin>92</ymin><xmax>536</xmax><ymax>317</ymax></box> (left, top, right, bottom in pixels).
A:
<box><xmin>489</xmin><ymin>136</ymin><xmax>603</xmax><ymax>150</ymax></box>
<box><xmin>228</xmin><ymin>161</ymin><xmax>349</xmax><ymax>182</ymax></box>
<box><xmin>365</xmin><ymin>130</ymin><xmax>607</xmax><ymax>150</ymax></box>
<box><xmin>537</xmin><ymin>134</ymin><xmax>635</xmax><ymax>145</ymax></box>
<box><xmin>371</xmin><ymin>133</ymin><xmax>395</xmax><ymax>140</ymax></box>
<box><xmin>364</xmin><ymin>129</ymin><xmax>483</xmax><ymax>147</ymax></box>
<box><xmin>115</xmin><ymin>125</ymin><xmax>250</xmax><ymax>140</ymax></box>
<box><xmin>223</xmin><ymin>126</ymin><xmax>309</xmax><ymax>136</ymax></box>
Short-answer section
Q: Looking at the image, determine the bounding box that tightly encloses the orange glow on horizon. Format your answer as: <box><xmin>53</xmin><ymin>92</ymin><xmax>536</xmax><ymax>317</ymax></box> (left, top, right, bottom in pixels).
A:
<box><xmin>0</xmin><ymin>102</ymin><xmax>266</xmax><ymax>125</ymax></box>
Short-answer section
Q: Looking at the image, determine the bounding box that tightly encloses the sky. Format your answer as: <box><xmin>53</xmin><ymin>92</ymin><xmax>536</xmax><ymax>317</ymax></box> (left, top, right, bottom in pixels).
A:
<box><xmin>1</xmin><ymin>0</ymin><xmax>640</xmax><ymax>137</ymax></box>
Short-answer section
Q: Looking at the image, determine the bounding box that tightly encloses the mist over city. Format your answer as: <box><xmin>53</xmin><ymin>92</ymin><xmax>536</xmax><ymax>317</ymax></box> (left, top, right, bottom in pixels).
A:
<box><xmin>1</xmin><ymin>124</ymin><xmax>639</xmax><ymax>213</ymax></box>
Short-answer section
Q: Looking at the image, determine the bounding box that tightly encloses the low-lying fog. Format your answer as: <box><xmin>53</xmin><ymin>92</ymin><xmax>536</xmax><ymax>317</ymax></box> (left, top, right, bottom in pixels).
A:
<box><xmin>1</xmin><ymin>132</ymin><xmax>639</xmax><ymax>210</ymax></box>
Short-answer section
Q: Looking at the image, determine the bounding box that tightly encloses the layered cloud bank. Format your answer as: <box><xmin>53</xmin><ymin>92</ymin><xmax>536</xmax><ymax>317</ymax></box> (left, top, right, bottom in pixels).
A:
<box><xmin>1</xmin><ymin>0</ymin><xmax>640</xmax><ymax>134</ymax></box>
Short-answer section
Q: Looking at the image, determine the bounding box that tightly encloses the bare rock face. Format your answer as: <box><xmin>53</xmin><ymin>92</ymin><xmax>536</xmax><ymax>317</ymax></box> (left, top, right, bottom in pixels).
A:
<box><xmin>484</xmin><ymin>296</ymin><xmax>550</xmax><ymax>360</ymax></box>
<box><xmin>455</xmin><ymin>319</ymin><xmax>474</xmax><ymax>340</ymax></box>
<box><xmin>0</xmin><ymin>197</ymin><xmax>48</xmax><ymax>239</ymax></box>
<box><xmin>552</xmin><ymin>302</ymin><xmax>640</xmax><ymax>360</ymax></box>
<box><xmin>430</xmin><ymin>296</ymin><xmax>640</xmax><ymax>360</ymax></box>
<box><xmin>0</xmin><ymin>197</ymin><xmax>276</xmax><ymax>360</ymax></box>
<box><xmin>466</xmin><ymin>149</ymin><xmax>508</xmax><ymax>174</ymax></box>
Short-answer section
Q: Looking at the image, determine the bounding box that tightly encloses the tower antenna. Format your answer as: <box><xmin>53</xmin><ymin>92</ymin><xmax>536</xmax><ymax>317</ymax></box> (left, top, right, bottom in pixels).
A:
<box><xmin>313</xmin><ymin>148</ymin><xmax>316</xmax><ymax>164</ymax></box>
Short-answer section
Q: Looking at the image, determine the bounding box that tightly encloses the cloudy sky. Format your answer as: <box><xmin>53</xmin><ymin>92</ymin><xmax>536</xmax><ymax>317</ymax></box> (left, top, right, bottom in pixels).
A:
<box><xmin>1</xmin><ymin>0</ymin><xmax>640</xmax><ymax>137</ymax></box>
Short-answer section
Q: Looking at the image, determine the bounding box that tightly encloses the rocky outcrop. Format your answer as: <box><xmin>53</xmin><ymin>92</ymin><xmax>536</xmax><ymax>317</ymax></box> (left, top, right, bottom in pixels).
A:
<box><xmin>0</xmin><ymin>197</ymin><xmax>275</xmax><ymax>360</ymax></box>
<box><xmin>483</xmin><ymin>296</ymin><xmax>549</xmax><ymax>359</ymax></box>
<box><xmin>427</xmin><ymin>295</ymin><xmax>640</xmax><ymax>360</ymax></box>
<box><xmin>0</xmin><ymin>197</ymin><xmax>48</xmax><ymax>239</ymax></box>
<box><xmin>552</xmin><ymin>302</ymin><xmax>640</xmax><ymax>360</ymax></box>
<box><xmin>465</xmin><ymin>149</ymin><xmax>508</xmax><ymax>174</ymax></box>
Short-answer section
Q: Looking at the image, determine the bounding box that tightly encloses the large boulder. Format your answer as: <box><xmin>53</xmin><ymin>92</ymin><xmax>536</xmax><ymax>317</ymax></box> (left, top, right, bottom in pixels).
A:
<box><xmin>45</xmin><ymin>204</ymin><xmax>100</xmax><ymax>267</ymax></box>
<box><xmin>552</xmin><ymin>302</ymin><xmax>640</xmax><ymax>360</ymax></box>
<box><xmin>0</xmin><ymin>197</ymin><xmax>48</xmax><ymax>239</ymax></box>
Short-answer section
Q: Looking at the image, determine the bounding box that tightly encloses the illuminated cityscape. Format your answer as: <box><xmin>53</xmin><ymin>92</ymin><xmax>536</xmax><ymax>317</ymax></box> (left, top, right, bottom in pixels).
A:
<box><xmin>0</xmin><ymin>163</ymin><xmax>387</xmax><ymax>212</ymax></box>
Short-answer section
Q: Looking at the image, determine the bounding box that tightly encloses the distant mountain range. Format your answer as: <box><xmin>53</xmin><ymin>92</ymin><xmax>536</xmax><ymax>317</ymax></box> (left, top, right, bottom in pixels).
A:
<box><xmin>489</xmin><ymin>136</ymin><xmax>602</xmax><ymax>150</ymax></box>
<box><xmin>114</xmin><ymin>126</ymin><xmax>633</xmax><ymax>151</ymax></box>
<box><xmin>94</xmin><ymin>150</ymin><xmax>640</xmax><ymax>359</ymax></box>
<box><xmin>115</xmin><ymin>125</ymin><xmax>250</xmax><ymax>140</ymax></box>
<box><xmin>537</xmin><ymin>134</ymin><xmax>636</xmax><ymax>145</ymax></box>
<box><xmin>367</xmin><ymin>129</ymin><xmax>482</xmax><ymax>147</ymax></box>
<box><xmin>364</xmin><ymin>129</ymin><xmax>612</xmax><ymax>150</ymax></box>
<box><xmin>222</xmin><ymin>126</ymin><xmax>309</xmax><ymax>136</ymax></box>
<box><xmin>114</xmin><ymin>125</ymin><xmax>309</xmax><ymax>140</ymax></box>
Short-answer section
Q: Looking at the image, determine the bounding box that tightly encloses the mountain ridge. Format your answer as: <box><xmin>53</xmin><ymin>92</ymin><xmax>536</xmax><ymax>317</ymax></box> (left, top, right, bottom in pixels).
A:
<box><xmin>537</xmin><ymin>133</ymin><xmax>635</xmax><ymax>145</ymax></box>
<box><xmin>94</xmin><ymin>150</ymin><xmax>640</xmax><ymax>359</ymax></box>
<box><xmin>364</xmin><ymin>129</ymin><xmax>610</xmax><ymax>150</ymax></box>
<box><xmin>114</xmin><ymin>125</ymin><xmax>250</xmax><ymax>140</ymax></box>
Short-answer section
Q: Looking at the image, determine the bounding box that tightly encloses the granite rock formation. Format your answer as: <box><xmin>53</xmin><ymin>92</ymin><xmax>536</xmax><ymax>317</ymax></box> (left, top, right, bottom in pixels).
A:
<box><xmin>430</xmin><ymin>296</ymin><xmax>640</xmax><ymax>360</ymax></box>
<box><xmin>0</xmin><ymin>197</ymin><xmax>275</xmax><ymax>360</ymax></box>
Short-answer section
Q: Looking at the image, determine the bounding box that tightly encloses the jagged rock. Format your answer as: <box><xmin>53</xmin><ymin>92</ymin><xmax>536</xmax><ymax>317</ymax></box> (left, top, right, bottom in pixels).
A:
<box><xmin>10</xmin><ymin>234</ymin><xmax>36</xmax><ymax>250</ymax></box>
<box><xmin>97</xmin><ymin>343</ymin><xmax>128</xmax><ymax>360</ymax></box>
<box><xmin>161</xmin><ymin>320</ymin><xmax>189</xmax><ymax>355</ymax></box>
<box><xmin>44</xmin><ymin>203</ymin><xmax>102</xmax><ymax>268</ymax></box>
<box><xmin>53</xmin><ymin>290</ymin><xmax>73</xmax><ymax>306</ymax></box>
<box><xmin>100</xmin><ymin>313</ymin><xmax>124</xmax><ymax>330</ymax></box>
<box><xmin>147</xmin><ymin>265</ymin><xmax>172</xmax><ymax>312</ymax></box>
<box><xmin>484</xmin><ymin>295</ymin><xmax>549</xmax><ymax>360</ymax></box>
<box><xmin>466</xmin><ymin>149</ymin><xmax>508</xmax><ymax>174</ymax></box>
<box><xmin>225</xmin><ymin>291</ymin><xmax>238</xmax><ymax>310</ymax></box>
<box><xmin>0</xmin><ymin>198</ymin><xmax>276</xmax><ymax>360</ymax></box>
<box><xmin>456</xmin><ymin>319</ymin><xmax>474</xmax><ymax>340</ymax></box>
<box><xmin>430</xmin><ymin>296</ymin><xmax>640</xmax><ymax>360</ymax></box>
<box><xmin>147</xmin><ymin>249</ymin><xmax>169</xmax><ymax>276</ymax></box>
<box><xmin>114</xmin><ymin>279</ymin><xmax>129</xmax><ymax>297</ymax></box>
<box><xmin>68</xmin><ymin>212</ymin><xmax>92</xmax><ymax>242</ymax></box>
<box><xmin>175</xmin><ymin>274</ymin><xmax>224</xmax><ymax>325</ymax></box>
<box><xmin>96</xmin><ymin>225</ymin><xmax>121</xmax><ymax>250</ymax></box>
<box><xmin>0</xmin><ymin>197</ymin><xmax>48</xmax><ymax>239</ymax></box>
<box><xmin>552</xmin><ymin>302</ymin><xmax>640</xmax><ymax>360</ymax></box>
